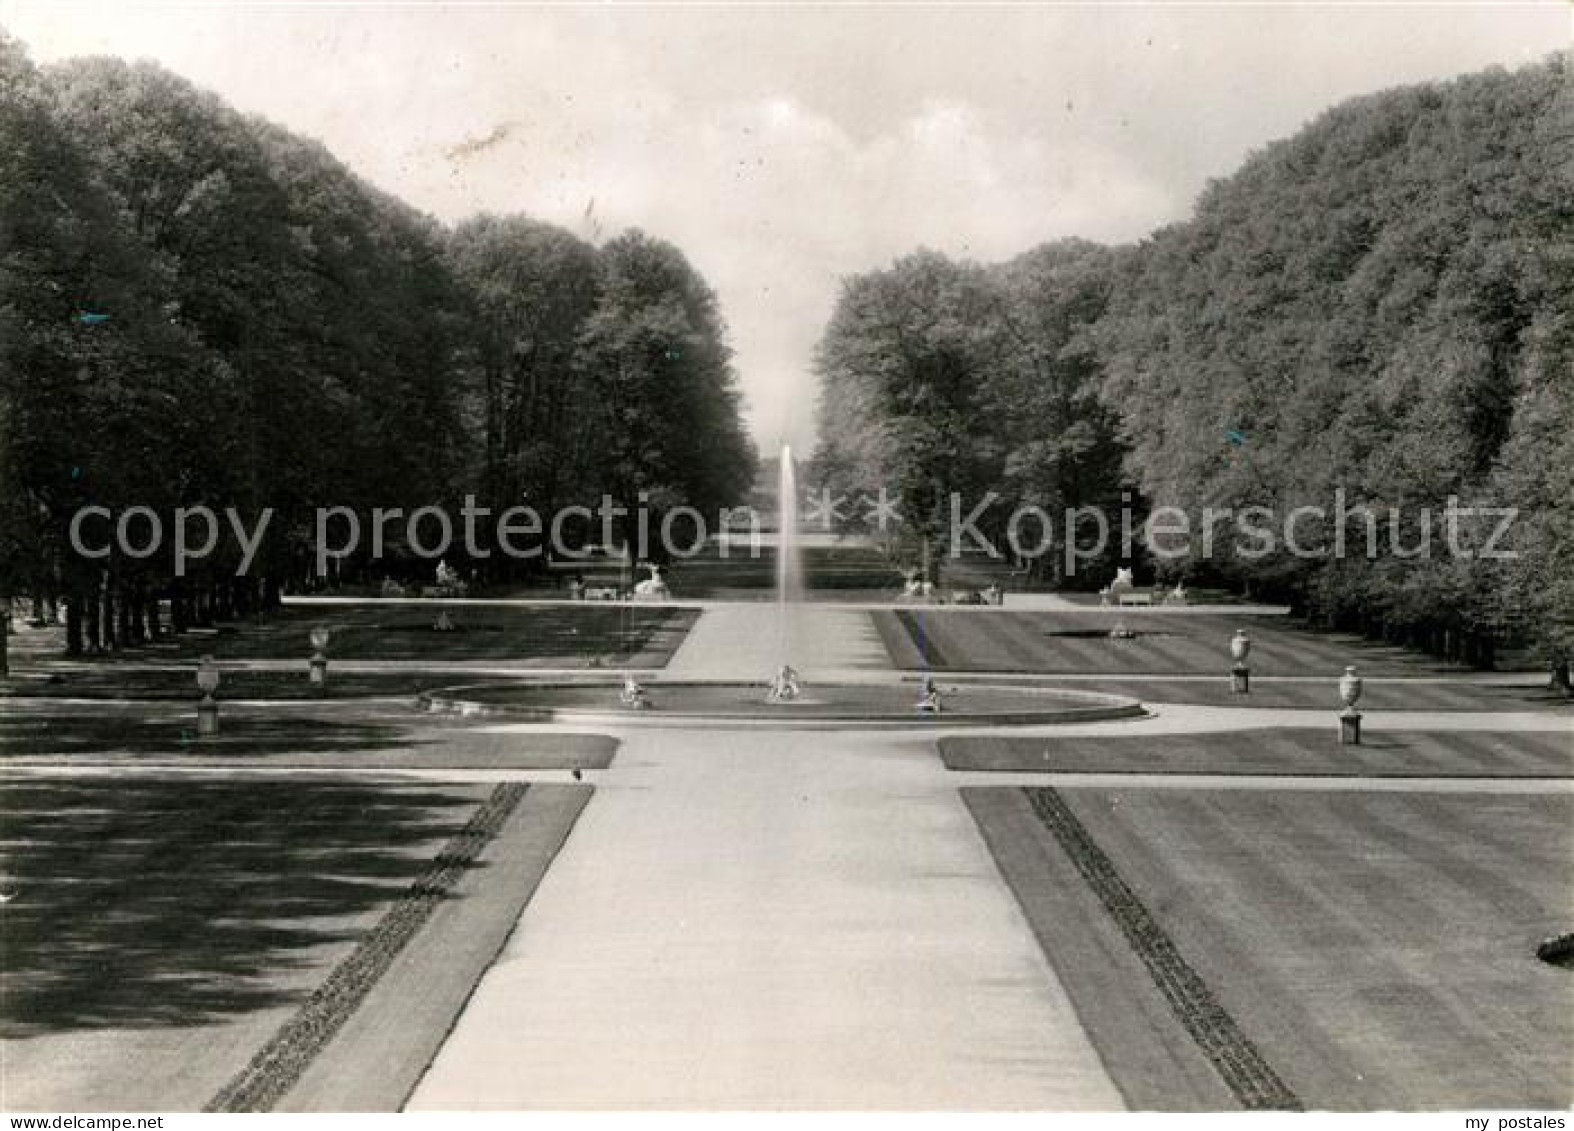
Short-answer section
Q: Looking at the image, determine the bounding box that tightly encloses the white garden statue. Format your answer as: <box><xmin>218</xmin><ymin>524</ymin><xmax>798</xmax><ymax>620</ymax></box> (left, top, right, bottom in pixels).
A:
<box><xmin>632</xmin><ymin>564</ymin><xmax>670</xmax><ymax>601</ymax></box>
<box><xmin>1101</xmin><ymin>567</ymin><xmax>1136</xmax><ymax>606</ymax></box>
<box><xmin>620</xmin><ymin>674</ymin><xmax>651</xmax><ymax>709</ymax></box>
<box><xmin>767</xmin><ymin>664</ymin><xmax>802</xmax><ymax>703</ymax></box>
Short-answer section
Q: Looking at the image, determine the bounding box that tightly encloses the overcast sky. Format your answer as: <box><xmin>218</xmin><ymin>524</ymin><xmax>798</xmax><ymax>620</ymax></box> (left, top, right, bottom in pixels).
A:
<box><xmin>1</xmin><ymin>2</ymin><xmax>1565</xmax><ymax>452</ymax></box>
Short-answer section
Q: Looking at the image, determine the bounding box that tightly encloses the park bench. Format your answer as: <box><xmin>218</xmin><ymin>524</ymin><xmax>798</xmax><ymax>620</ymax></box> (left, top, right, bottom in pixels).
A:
<box><xmin>1116</xmin><ymin>591</ymin><xmax>1154</xmax><ymax>607</ymax></box>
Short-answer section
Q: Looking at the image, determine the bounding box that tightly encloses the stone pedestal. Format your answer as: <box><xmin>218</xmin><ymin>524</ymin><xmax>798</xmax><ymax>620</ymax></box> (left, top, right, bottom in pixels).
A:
<box><xmin>197</xmin><ymin>695</ymin><xmax>220</xmax><ymax>737</ymax></box>
<box><xmin>1231</xmin><ymin>664</ymin><xmax>1250</xmax><ymax>694</ymax></box>
<box><xmin>1339</xmin><ymin>709</ymin><xmax>1363</xmax><ymax>745</ymax></box>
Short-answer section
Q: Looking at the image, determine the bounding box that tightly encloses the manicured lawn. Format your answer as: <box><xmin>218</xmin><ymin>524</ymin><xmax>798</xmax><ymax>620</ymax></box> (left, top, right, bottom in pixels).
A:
<box><xmin>966</xmin><ymin>676</ymin><xmax>1571</xmax><ymax>712</ymax></box>
<box><xmin>0</xmin><ymin>702</ymin><xmax>617</xmax><ymax>770</ymax></box>
<box><xmin>967</xmin><ymin>785</ymin><xmax>1574</xmax><ymax>1109</ymax></box>
<box><xmin>2</xmin><ymin>776</ymin><xmax>593</xmax><ymax>1111</ymax></box>
<box><xmin>0</xmin><ymin>777</ymin><xmax>493</xmax><ymax>1109</ymax></box>
<box><xmin>875</xmin><ymin>609</ymin><xmax>1494</xmax><ymax>676</ymax></box>
<box><xmin>14</xmin><ymin>603</ymin><xmax>697</xmax><ymax>667</ymax></box>
<box><xmin>941</xmin><ymin>728</ymin><xmax>1574</xmax><ymax>777</ymax></box>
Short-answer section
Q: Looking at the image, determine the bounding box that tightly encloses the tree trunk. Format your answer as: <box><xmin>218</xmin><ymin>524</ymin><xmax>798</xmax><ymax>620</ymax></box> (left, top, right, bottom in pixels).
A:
<box><xmin>128</xmin><ymin>583</ymin><xmax>146</xmax><ymax>644</ymax></box>
<box><xmin>116</xmin><ymin>579</ymin><xmax>133</xmax><ymax>648</ymax></box>
<box><xmin>66</xmin><ymin>592</ymin><xmax>83</xmax><ymax>656</ymax></box>
<box><xmin>84</xmin><ymin>584</ymin><xmax>101</xmax><ymax>653</ymax></box>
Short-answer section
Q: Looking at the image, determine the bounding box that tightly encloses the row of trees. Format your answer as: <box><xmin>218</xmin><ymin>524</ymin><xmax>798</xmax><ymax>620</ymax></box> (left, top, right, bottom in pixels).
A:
<box><xmin>0</xmin><ymin>37</ymin><xmax>755</xmax><ymax>661</ymax></box>
<box><xmin>813</xmin><ymin>239</ymin><xmax>1126</xmax><ymax>586</ymax></box>
<box><xmin>811</xmin><ymin>54</ymin><xmax>1572</xmax><ymax>678</ymax></box>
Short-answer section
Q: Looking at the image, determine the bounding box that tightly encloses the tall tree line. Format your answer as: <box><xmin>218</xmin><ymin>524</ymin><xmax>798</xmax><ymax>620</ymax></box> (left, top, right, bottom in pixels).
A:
<box><xmin>0</xmin><ymin>39</ymin><xmax>755</xmax><ymax>660</ymax></box>
<box><xmin>449</xmin><ymin>217</ymin><xmax>755</xmax><ymax>558</ymax></box>
<box><xmin>811</xmin><ymin>241</ymin><xmax>1128</xmax><ymax>583</ymax></box>
<box><xmin>812</xmin><ymin>53</ymin><xmax>1571</xmax><ymax>679</ymax></box>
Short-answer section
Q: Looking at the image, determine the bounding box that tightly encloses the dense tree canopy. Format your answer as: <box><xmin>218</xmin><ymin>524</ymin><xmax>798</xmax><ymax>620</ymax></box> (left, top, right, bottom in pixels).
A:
<box><xmin>446</xmin><ymin>213</ymin><xmax>600</xmax><ymax>525</ymax></box>
<box><xmin>575</xmin><ymin>230</ymin><xmax>756</xmax><ymax>520</ymax></box>
<box><xmin>0</xmin><ymin>37</ymin><xmax>756</xmax><ymax>657</ymax></box>
<box><xmin>813</xmin><ymin>53</ymin><xmax>1571</xmax><ymax>677</ymax></box>
<box><xmin>1096</xmin><ymin>54</ymin><xmax>1571</xmax><ymax>672</ymax></box>
<box><xmin>811</xmin><ymin>244</ymin><xmax>1128</xmax><ymax>581</ymax></box>
<box><xmin>813</xmin><ymin>251</ymin><xmax>1005</xmax><ymax>547</ymax></box>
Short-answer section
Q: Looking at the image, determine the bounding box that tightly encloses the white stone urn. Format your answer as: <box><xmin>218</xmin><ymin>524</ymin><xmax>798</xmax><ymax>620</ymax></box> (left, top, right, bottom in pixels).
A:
<box><xmin>1339</xmin><ymin>665</ymin><xmax>1363</xmax><ymax>712</ymax></box>
<box><xmin>197</xmin><ymin>655</ymin><xmax>220</xmax><ymax>698</ymax></box>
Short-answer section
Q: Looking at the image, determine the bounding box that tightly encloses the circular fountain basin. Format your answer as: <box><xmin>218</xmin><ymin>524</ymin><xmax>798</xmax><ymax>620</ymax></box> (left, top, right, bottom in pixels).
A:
<box><xmin>417</xmin><ymin>679</ymin><xmax>1146</xmax><ymax>729</ymax></box>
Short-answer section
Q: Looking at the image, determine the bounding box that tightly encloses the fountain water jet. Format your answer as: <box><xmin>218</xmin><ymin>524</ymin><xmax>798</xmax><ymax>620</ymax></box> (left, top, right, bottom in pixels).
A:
<box><xmin>767</xmin><ymin>443</ymin><xmax>807</xmax><ymax>703</ymax></box>
<box><xmin>775</xmin><ymin>443</ymin><xmax>804</xmax><ymax>671</ymax></box>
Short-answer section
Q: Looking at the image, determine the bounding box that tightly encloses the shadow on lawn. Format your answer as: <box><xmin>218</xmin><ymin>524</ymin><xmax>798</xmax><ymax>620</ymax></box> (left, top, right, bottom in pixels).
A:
<box><xmin>0</xmin><ymin>669</ymin><xmax>442</xmax><ymax>701</ymax></box>
<box><xmin>0</xmin><ymin>713</ymin><xmax>423</xmax><ymax>760</ymax></box>
<box><xmin>0</xmin><ymin>777</ymin><xmax>484</xmax><ymax>1035</ymax></box>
